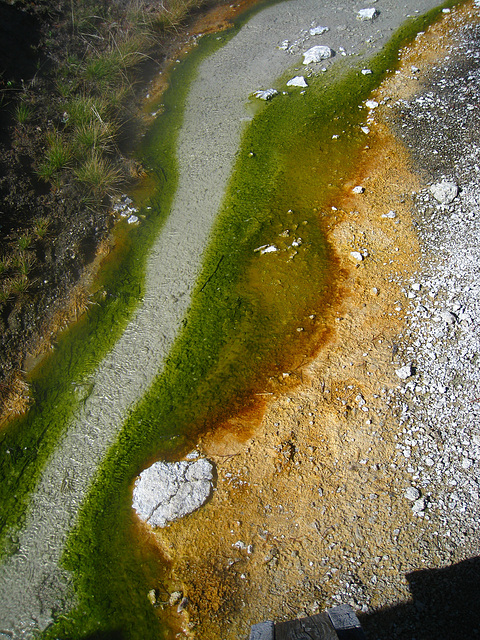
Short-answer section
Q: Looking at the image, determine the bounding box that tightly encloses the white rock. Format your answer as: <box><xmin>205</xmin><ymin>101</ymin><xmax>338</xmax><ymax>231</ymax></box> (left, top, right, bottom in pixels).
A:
<box><xmin>254</xmin><ymin>89</ymin><xmax>278</xmax><ymax>101</ymax></box>
<box><xmin>430</xmin><ymin>181</ymin><xmax>458</xmax><ymax>204</ymax></box>
<box><xmin>255</xmin><ymin>244</ymin><xmax>278</xmax><ymax>255</ymax></box>
<box><xmin>361</xmin><ymin>126</ymin><xmax>370</xmax><ymax>134</ymax></box>
<box><xmin>352</xmin><ymin>186</ymin><xmax>365</xmax><ymax>194</ymax></box>
<box><xmin>233</xmin><ymin>540</ymin><xmax>247</xmax><ymax>550</ymax></box>
<box><xmin>309</xmin><ymin>26</ymin><xmax>329</xmax><ymax>36</ymax></box>
<box><xmin>395</xmin><ymin>364</ymin><xmax>413</xmax><ymax>380</ymax></box>
<box><xmin>436</xmin><ymin>310</ymin><xmax>457</xmax><ymax>324</ymax></box>
<box><xmin>127</xmin><ymin>215</ymin><xmax>139</xmax><ymax>224</ymax></box>
<box><xmin>412</xmin><ymin>497</ymin><xmax>426</xmax><ymax>514</ymax></box>
<box><xmin>382</xmin><ymin>210</ymin><xmax>396</xmax><ymax>219</ymax></box>
<box><xmin>350</xmin><ymin>251</ymin><xmax>364</xmax><ymax>262</ymax></box>
<box><xmin>356</xmin><ymin>394</ymin><xmax>366</xmax><ymax>407</ymax></box>
<box><xmin>279</xmin><ymin>40</ymin><xmax>290</xmax><ymax>50</ymax></box>
<box><xmin>361</xmin><ymin>69</ymin><xmax>373</xmax><ymax>75</ymax></box>
<box><xmin>132</xmin><ymin>458</ymin><xmax>214</xmax><ymax>528</ymax></box>
<box><xmin>405</xmin><ymin>486</ymin><xmax>421</xmax><ymax>501</ymax></box>
<box><xmin>357</xmin><ymin>8</ymin><xmax>379</xmax><ymax>20</ymax></box>
<box><xmin>303</xmin><ymin>45</ymin><xmax>333</xmax><ymax>64</ymax></box>
<box><xmin>287</xmin><ymin>76</ymin><xmax>308</xmax><ymax>88</ymax></box>
<box><xmin>365</xmin><ymin>100</ymin><xmax>378</xmax><ymax>109</ymax></box>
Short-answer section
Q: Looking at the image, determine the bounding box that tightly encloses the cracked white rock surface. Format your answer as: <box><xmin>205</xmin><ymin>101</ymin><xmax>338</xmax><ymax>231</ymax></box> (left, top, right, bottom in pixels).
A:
<box><xmin>132</xmin><ymin>458</ymin><xmax>214</xmax><ymax>527</ymax></box>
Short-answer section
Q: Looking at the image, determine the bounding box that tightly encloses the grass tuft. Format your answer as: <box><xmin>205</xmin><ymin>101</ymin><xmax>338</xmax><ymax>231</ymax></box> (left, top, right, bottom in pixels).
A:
<box><xmin>37</xmin><ymin>131</ymin><xmax>72</xmax><ymax>181</ymax></box>
<box><xmin>33</xmin><ymin>216</ymin><xmax>50</xmax><ymax>239</ymax></box>
<box><xmin>0</xmin><ymin>255</ymin><xmax>12</xmax><ymax>275</ymax></box>
<box><xmin>17</xmin><ymin>233</ymin><xmax>32</xmax><ymax>251</ymax></box>
<box><xmin>0</xmin><ymin>281</ymin><xmax>12</xmax><ymax>304</ymax></box>
<box><xmin>14</xmin><ymin>102</ymin><xmax>33</xmax><ymax>125</ymax></box>
<box><xmin>74</xmin><ymin>152</ymin><xmax>121</xmax><ymax>198</ymax></box>
<box><xmin>73</xmin><ymin>119</ymin><xmax>117</xmax><ymax>159</ymax></box>
<box><xmin>14</xmin><ymin>251</ymin><xmax>37</xmax><ymax>277</ymax></box>
<box><xmin>83</xmin><ymin>50</ymin><xmax>126</xmax><ymax>90</ymax></box>
<box><xmin>9</xmin><ymin>275</ymin><xmax>31</xmax><ymax>296</ymax></box>
<box><xmin>64</xmin><ymin>95</ymin><xmax>110</xmax><ymax>129</ymax></box>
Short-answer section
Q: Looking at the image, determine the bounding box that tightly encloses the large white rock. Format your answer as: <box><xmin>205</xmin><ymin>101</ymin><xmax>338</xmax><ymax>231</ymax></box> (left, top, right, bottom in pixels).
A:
<box><xmin>429</xmin><ymin>180</ymin><xmax>458</xmax><ymax>204</ymax></box>
<box><xmin>303</xmin><ymin>45</ymin><xmax>333</xmax><ymax>64</ymax></box>
<box><xmin>350</xmin><ymin>251</ymin><xmax>364</xmax><ymax>262</ymax></box>
<box><xmin>395</xmin><ymin>364</ymin><xmax>414</xmax><ymax>380</ymax></box>
<box><xmin>287</xmin><ymin>76</ymin><xmax>308</xmax><ymax>88</ymax></box>
<box><xmin>357</xmin><ymin>8</ymin><xmax>379</xmax><ymax>20</ymax></box>
<box><xmin>132</xmin><ymin>458</ymin><xmax>214</xmax><ymax>527</ymax></box>
<box><xmin>405</xmin><ymin>486</ymin><xmax>421</xmax><ymax>501</ymax></box>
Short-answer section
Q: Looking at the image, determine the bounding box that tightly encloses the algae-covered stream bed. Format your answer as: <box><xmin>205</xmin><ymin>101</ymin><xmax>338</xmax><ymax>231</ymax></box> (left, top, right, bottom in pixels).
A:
<box><xmin>0</xmin><ymin>0</ymin><xmax>463</xmax><ymax>638</ymax></box>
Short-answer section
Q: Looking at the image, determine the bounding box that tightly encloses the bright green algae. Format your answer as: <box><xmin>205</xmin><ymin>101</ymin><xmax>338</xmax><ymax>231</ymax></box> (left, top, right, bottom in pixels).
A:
<box><xmin>39</xmin><ymin>2</ymin><xmax>466</xmax><ymax>638</ymax></box>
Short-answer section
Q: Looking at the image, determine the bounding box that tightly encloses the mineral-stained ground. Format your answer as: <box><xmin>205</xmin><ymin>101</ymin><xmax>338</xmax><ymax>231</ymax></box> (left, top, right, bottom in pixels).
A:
<box><xmin>142</xmin><ymin>6</ymin><xmax>480</xmax><ymax>639</ymax></box>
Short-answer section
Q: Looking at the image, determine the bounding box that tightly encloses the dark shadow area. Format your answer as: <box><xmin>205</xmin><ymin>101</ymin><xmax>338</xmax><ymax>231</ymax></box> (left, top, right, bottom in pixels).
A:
<box><xmin>0</xmin><ymin>1</ymin><xmax>42</xmax><ymax>140</ymax></box>
<box><xmin>0</xmin><ymin>2</ymin><xmax>41</xmax><ymax>81</ymax></box>
<box><xmin>360</xmin><ymin>557</ymin><xmax>480</xmax><ymax>639</ymax></box>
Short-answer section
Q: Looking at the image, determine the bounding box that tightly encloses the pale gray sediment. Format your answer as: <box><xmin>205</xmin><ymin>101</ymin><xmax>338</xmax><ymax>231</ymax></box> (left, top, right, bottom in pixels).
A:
<box><xmin>0</xmin><ymin>1</ymin><xmax>447</xmax><ymax>636</ymax></box>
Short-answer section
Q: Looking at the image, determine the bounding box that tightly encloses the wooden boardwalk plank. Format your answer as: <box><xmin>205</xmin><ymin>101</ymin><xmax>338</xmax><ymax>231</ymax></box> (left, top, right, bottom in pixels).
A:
<box><xmin>327</xmin><ymin>605</ymin><xmax>366</xmax><ymax>640</ymax></box>
<box><xmin>275</xmin><ymin>613</ymin><xmax>338</xmax><ymax>640</ymax></box>
<box><xmin>249</xmin><ymin>620</ymin><xmax>274</xmax><ymax>640</ymax></box>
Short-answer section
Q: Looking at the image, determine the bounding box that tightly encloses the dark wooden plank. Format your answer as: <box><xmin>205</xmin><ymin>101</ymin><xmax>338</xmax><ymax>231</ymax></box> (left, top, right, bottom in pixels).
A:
<box><xmin>327</xmin><ymin>605</ymin><xmax>366</xmax><ymax>640</ymax></box>
<box><xmin>275</xmin><ymin>613</ymin><xmax>338</xmax><ymax>640</ymax></box>
<box><xmin>334</xmin><ymin>631</ymin><xmax>366</xmax><ymax>640</ymax></box>
<box><xmin>250</xmin><ymin>620</ymin><xmax>274</xmax><ymax>640</ymax></box>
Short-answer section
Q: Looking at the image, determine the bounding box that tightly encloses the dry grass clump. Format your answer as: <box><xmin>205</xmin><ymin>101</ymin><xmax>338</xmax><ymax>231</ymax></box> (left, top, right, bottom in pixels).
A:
<box><xmin>74</xmin><ymin>152</ymin><xmax>122</xmax><ymax>197</ymax></box>
<box><xmin>0</xmin><ymin>372</ymin><xmax>31</xmax><ymax>425</ymax></box>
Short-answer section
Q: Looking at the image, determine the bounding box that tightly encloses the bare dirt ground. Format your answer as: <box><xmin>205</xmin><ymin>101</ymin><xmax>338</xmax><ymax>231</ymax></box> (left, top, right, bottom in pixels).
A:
<box><xmin>144</xmin><ymin>4</ymin><xmax>480</xmax><ymax>639</ymax></box>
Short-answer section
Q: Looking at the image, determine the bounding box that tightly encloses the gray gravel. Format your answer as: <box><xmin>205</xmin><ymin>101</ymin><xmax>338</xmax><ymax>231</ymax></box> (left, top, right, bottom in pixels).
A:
<box><xmin>338</xmin><ymin>10</ymin><xmax>480</xmax><ymax>638</ymax></box>
<box><xmin>388</xmin><ymin>17</ymin><xmax>480</xmax><ymax>552</ymax></box>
